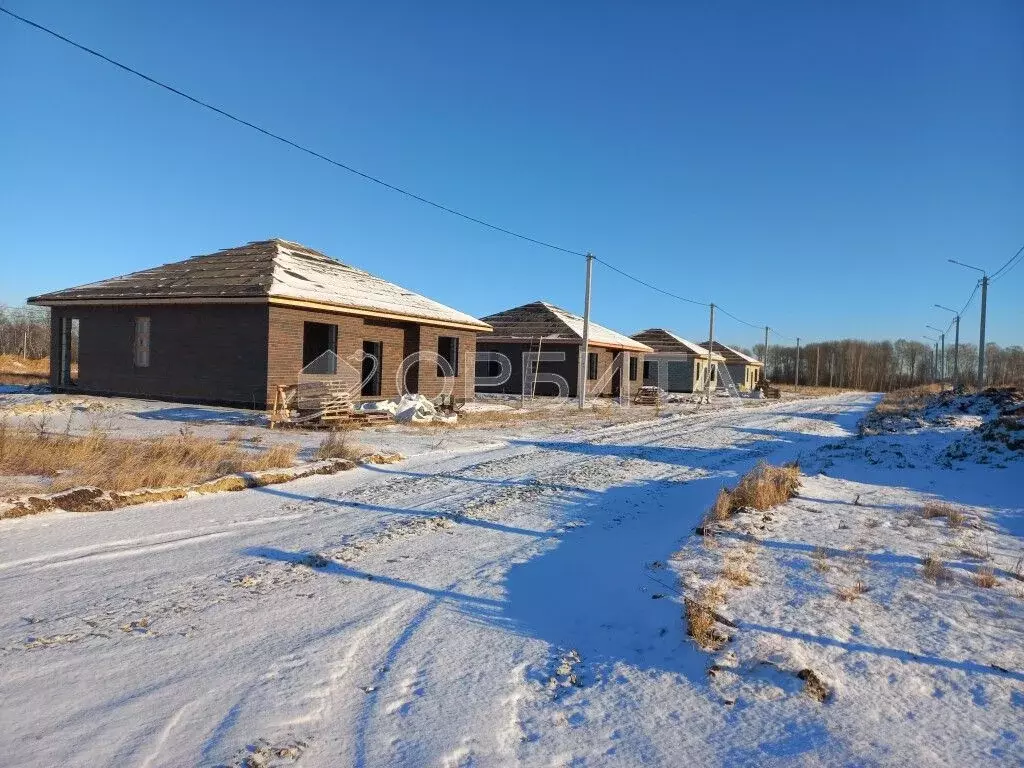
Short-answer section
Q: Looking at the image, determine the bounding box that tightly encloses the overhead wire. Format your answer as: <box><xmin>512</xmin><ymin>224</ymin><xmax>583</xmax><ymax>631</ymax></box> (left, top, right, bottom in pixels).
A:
<box><xmin>0</xmin><ymin>5</ymin><xmax>587</xmax><ymax>259</ymax></box>
<box><xmin>591</xmin><ymin>258</ymin><xmax>708</xmax><ymax>307</ymax></box>
<box><xmin>990</xmin><ymin>242</ymin><xmax>1024</xmax><ymax>282</ymax></box>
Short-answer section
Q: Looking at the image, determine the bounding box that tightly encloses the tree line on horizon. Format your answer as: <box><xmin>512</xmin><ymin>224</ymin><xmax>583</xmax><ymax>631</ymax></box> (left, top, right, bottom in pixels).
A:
<box><xmin>752</xmin><ymin>338</ymin><xmax>1024</xmax><ymax>391</ymax></box>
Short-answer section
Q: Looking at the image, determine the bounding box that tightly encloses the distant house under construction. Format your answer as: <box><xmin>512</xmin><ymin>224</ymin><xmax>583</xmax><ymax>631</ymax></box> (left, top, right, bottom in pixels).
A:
<box><xmin>475</xmin><ymin>301</ymin><xmax>652</xmax><ymax>398</ymax></box>
<box><xmin>631</xmin><ymin>328</ymin><xmax>725</xmax><ymax>393</ymax></box>
<box><xmin>700</xmin><ymin>340</ymin><xmax>764</xmax><ymax>391</ymax></box>
<box><xmin>28</xmin><ymin>239</ymin><xmax>492</xmax><ymax>407</ymax></box>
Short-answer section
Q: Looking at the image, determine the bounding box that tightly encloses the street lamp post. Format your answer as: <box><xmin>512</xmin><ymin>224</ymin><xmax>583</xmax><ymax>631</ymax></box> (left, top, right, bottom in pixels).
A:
<box><xmin>926</xmin><ymin>325</ymin><xmax>946</xmax><ymax>390</ymax></box>
<box><xmin>924</xmin><ymin>335</ymin><xmax>939</xmax><ymax>382</ymax></box>
<box><xmin>934</xmin><ymin>304</ymin><xmax>960</xmax><ymax>389</ymax></box>
<box><xmin>948</xmin><ymin>259</ymin><xmax>989</xmax><ymax>387</ymax></box>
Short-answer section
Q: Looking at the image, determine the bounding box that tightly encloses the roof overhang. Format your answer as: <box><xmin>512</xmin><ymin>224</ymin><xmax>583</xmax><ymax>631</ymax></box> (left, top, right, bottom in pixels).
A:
<box><xmin>28</xmin><ymin>294</ymin><xmax>493</xmax><ymax>333</ymax></box>
<box><xmin>481</xmin><ymin>335</ymin><xmax>652</xmax><ymax>353</ymax></box>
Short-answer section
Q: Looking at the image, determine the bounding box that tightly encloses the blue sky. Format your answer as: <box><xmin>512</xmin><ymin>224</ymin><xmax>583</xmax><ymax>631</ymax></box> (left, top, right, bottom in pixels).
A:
<box><xmin>1</xmin><ymin>1</ymin><xmax>1021</xmax><ymax>348</ymax></box>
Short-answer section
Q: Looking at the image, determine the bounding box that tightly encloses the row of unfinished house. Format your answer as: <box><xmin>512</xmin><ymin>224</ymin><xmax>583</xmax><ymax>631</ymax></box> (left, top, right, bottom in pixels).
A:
<box><xmin>28</xmin><ymin>239</ymin><xmax>763</xmax><ymax>407</ymax></box>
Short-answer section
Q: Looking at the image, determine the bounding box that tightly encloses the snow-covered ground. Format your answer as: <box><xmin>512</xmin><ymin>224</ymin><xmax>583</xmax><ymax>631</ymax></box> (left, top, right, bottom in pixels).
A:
<box><xmin>0</xmin><ymin>391</ymin><xmax>1020</xmax><ymax>766</ymax></box>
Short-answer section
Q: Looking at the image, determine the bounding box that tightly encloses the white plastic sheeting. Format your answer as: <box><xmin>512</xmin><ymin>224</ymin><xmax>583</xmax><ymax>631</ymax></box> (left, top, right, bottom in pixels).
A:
<box><xmin>357</xmin><ymin>394</ymin><xmax>458</xmax><ymax>425</ymax></box>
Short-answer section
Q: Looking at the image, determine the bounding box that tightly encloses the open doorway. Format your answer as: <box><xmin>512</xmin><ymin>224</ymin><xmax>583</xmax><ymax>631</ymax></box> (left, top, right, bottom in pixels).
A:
<box><xmin>362</xmin><ymin>340</ymin><xmax>382</xmax><ymax>397</ymax></box>
<box><xmin>302</xmin><ymin>322</ymin><xmax>337</xmax><ymax>373</ymax></box>
<box><xmin>58</xmin><ymin>317</ymin><xmax>79</xmax><ymax>386</ymax></box>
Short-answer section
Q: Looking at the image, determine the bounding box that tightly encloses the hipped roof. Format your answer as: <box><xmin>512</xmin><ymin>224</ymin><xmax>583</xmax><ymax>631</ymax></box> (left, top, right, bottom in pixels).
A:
<box><xmin>631</xmin><ymin>328</ymin><xmax>725</xmax><ymax>361</ymax></box>
<box><xmin>480</xmin><ymin>301</ymin><xmax>653</xmax><ymax>353</ymax></box>
<box><xmin>28</xmin><ymin>239</ymin><xmax>491</xmax><ymax>331</ymax></box>
<box><xmin>701</xmin><ymin>340</ymin><xmax>764</xmax><ymax>366</ymax></box>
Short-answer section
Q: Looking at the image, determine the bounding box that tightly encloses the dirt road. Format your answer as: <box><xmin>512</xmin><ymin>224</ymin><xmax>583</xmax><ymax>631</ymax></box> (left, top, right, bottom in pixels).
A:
<box><xmin>0</xmin><ymin>393</ymin><xmax>876</xmax><ymax>767</ymax></box>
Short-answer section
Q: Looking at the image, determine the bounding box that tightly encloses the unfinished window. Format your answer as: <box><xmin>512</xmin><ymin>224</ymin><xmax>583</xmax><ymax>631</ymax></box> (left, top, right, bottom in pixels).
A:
<box><xmin>643</xmin><ymin>360</ymin><xmax>652</xmax><ymax>379</ymax></box>
<box><xmin>59</xmin><ymin>317</ymin><xmax>80</xmax><ymax>386</ymax></box>
<box><xmin>587</xmin><ymin>352</ymin><xmax>598</xmax><ymax>380</ymax></box>
<box><xmin>302</xmin><ymin>322</ymin><xmax>338</xmax><ymax>373</ymax></box>
<box><xmin>362</xmin><ymin>340</ymin><xmax>382</xmax><ymax>397</ymax></box>
<box><xmin>437</xmin><ymin>336</ymin><xmax>459</xmax><ymax>377</ymax></box>
<box><xmin>629</xmin><ymin>357</ymin><xmax>638</xmax><ymax>381</ymax></box>
<box><xmin>134</xmin><ymin>317</ymin><xmax>150</xmax><ymax>368</ymax></box>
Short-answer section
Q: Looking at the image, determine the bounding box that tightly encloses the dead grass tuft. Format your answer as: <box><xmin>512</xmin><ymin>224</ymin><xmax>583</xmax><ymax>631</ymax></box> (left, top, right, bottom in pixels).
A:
<box><xmin>0</xmin><ymin>422</ymin><xmax>298</xmax><ymax>494</ymax></box>
<box><xmin>921</xmin><ymin>553</ymin><xmax>951</xmax><ymax>583</ymax></box>
<box><xmin>684</xmin><ymin>584</ymin><xmax>729</xmax><ymax>651</ymax></box>
<box><xmin>316</xmin><ymin>430</ymin><xmax>365</xmax><ymax>461</ymax></box>
<box><xmin>921</xmin><ymin>500</ymin><xmax>967</xmax><ymax>528</ymax></box>
<box><xmin>797</xmin><ymin>668</ymin><xmax>832</xmax><ymax>702</ymax></box>
<box><xmin>703</xmin><ymin>461</ymin><xmax>800</xmax><ymax>526</ymax></box>
<box><xmin>811</xmin><ymin>547</ymin><xmax>830</xmax><ymax>572</ymax></box>
<box><xmin>721</xmin><ymin>562</ymin><xmax>754</xmax><ymax>587</ymax></box>
<box><xmin>837</xmin><ymin>581</ymin><xmax>870</xmax><ymax>602</ymax></box>
<box><xmin>973</xmin><ymin>567</ymin><xmax>998</xmax><ymax>589</ymax></box>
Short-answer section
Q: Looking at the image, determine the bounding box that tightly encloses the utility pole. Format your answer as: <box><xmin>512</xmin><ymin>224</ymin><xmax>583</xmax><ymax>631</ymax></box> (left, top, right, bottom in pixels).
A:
<box><xmin>794</xmin><ymin>337</ymin><xmax>800</xmax><ymax>387</ymax></box>
<box><xmin>935</xmin><ymin>304</ymin><xmax>960</xmax><ymax>389</ymax></box>
<box><xmin>763</xmin><ymin>326</ymin><xmax>770</xmax><ymax>381</ymax></box>
<box><xmin>926</xmin><ymin>324</ymin><xmax>946</xmax><ymax>389</ymax></box>
<box><xmin>949</xmin><ymin>260</ymin><xmax>989</xmax><ymax>387</ymax></box>
<box><xmin>815</xmin><ymin>345</ymin><xmax>820</xmax><ymax>387</ymax></box>
<box><xmin>924</xmin><ymin>335</ymin><xmax>938</xmax><ymax>382</ymax></box>
<box><xmin>978</xmin><ymin>274</ymin><xmax>988</xmax><ymax>387</ymax></box>
<box><xmin>577</xmin><ymin>253</ymin><xmax>594</xmax><ymax>410</ymax></box>
<box><xmin>704</xmin><ymin>303</ymin><xmax>716</xmax><ymax>403</ymax></box>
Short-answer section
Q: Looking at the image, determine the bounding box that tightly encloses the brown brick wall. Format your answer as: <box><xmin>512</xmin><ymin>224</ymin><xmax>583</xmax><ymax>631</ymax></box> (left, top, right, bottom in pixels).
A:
<box><xmin>267</xmin><ymin>306</ymin><xmax>480</xmax><ymax>404</ymax></box>
<box><xmin>415</xmin><ymin>325</ymin><xmax>478</xmax><ymax>399</ymax></box>
<box><xmin>49</xmin><ymin>304</ymin><xmax>269</xmax><ymax>406</ymax></box>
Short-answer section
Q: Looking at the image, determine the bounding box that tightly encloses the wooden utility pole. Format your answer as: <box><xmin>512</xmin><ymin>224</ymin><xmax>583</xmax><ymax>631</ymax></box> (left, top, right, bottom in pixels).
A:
<box><xmin>815</xmin><ymin>345</ymin><xmax>820</xmax><ymax>386</ymax></box>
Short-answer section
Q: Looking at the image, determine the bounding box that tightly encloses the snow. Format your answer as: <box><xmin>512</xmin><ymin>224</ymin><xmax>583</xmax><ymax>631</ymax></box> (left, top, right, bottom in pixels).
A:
<box><xmin>0</xmin><ymin>391</ymin><xmax>1020</xmax><ymax>766</ymax></box>
<box><xmin>539</xmin><ymin>302</ymin><xmax>652</xmax><ymax>353</ymax></box>
<box><xmin>271</xmin><ymin>242</ymin><xmax>489</xmax><ymax>330</ymax></box>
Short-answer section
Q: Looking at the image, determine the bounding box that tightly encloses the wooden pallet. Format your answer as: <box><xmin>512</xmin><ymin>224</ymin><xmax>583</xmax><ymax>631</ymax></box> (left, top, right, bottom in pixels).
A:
<box><xmin>269</xmin><ymin>383</ymin><xmax>392</xmax><ymax>428</ymax></box>
<box><xmin>633</xmin><ymin>386</ymin><xmax>661</xmax><ymax>406</ymax></box>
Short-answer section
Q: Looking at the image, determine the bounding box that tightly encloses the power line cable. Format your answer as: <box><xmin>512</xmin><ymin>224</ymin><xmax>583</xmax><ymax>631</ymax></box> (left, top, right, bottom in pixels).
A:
<box><xmin>715</xmin><ymin>305</ymin><xmax>761</xmax><ymax>330</ymax></box>
<box><xmin>4</xmin><ymin>7</ymin><xmax>801</xmax><ymax>335</ymax></box>
<box><xmin>592</xmin><ymin>257</ymin><xmax>708</xmax><ymax>307</ymax></box>
<box><xmin>0</xmin><ymin>5</ymin><xmax>587</xmax><ymax>258</ymax></box>
<box><xmin>990</xmin><ymin>242</ymin><xmax>1024</xmax><ymax>282</ymax></box>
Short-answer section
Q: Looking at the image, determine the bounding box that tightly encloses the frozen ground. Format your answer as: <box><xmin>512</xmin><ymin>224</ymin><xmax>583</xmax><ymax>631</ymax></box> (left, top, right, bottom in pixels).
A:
<box><xmin>0</xmin><ymin>391</ymin><xmax>1020</xmax><ymax>766</ymax></box>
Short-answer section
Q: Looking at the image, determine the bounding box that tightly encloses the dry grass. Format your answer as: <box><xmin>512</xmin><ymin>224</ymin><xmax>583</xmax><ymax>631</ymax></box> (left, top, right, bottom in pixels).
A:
<box><xmin>921</xmin><ymin>553</ymin><xmax>951</xmax><ymax>583</ymax></box>
<box><xmin>973</xmin><ymin>567</ymin><xmax>998</xmax><ymax>588</ymax></box>
<box><xmin>811</xmin><ymin>546</ymin><xmax>830</xmax><ymax>572</ymax></box>
<box><xmin>776</xmin><ymin>384</ymin><xmax>859</xmax><ymax>397</ymax></box>
<box><xmin>0</xmin><ymin>421</ymin><xmax>298</xmax><ymax>494</ymax></box>
<box><xmin>921</xmin><ymin>501</ymin><xmax>968</xmax><ymax>528</ymax></box>
<box><xmin>837</xmin><ymin>581</ymin><xmax>870</xmax><ymax>602</ymax></box>
<box><xmin>0</xmin><ymin>355</ymin><xmax>54</xmax><ymax>386</ymax></box>
<box><xmin>316</xmin><ymin>430</ymin><xmax>365</xmax><ymax>461</ymax></box>
<box><xmin>704</xmin><ymin>461</ymin><xmax>801</xmax><ymax>524</ymax></box>
<box><xmin>721</xmin><ymin>562</ymin><xmax>754</xmax><ymax>587</ymax></box>
<box><xmin>683</xmin><ymin>584</ymin><xmax>727</xmax><ymax>650</ymax></box>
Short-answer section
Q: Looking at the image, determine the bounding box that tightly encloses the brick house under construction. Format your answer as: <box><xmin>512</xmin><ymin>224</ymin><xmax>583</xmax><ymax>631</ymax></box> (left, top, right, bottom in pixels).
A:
<box><xmin>475</xmin><ymin>301</ymin><xmax>652</xmax><ymax>398</ymax></box>
<box><xmin>28</xmin><ymin>239</ymin><xmax>492</xmax><ymax>408</ymax></box>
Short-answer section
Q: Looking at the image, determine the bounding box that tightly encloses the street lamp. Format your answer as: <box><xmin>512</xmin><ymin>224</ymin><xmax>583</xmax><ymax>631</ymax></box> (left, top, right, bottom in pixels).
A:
<box><xmin>923</xmin><ymin>335</ymin><xmax>939</xmax><ymax>382</ymax></box>
<box><xmin>926</xmin><ymin>325</ymin><xmax>946</xmax><ymax>388</ymax></box>
<box><xmin>948</xmin><ymin>259</ymin><xmax>989</xmax><ymax>387</ymax></box>
<box><xmin>934</xmin><ymin>304</ymin><xmax>960</xmax><ymax>388</ymax></box>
